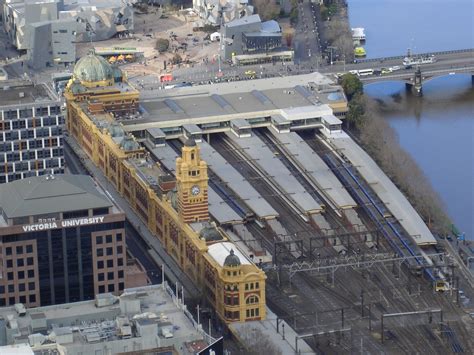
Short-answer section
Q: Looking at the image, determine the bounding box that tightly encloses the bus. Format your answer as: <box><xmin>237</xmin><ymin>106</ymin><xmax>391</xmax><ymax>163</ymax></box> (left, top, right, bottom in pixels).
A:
<box><xmin>357</xmin><ymin>69</ymin><xmax>374</xmax><ymax>76</ymax></box>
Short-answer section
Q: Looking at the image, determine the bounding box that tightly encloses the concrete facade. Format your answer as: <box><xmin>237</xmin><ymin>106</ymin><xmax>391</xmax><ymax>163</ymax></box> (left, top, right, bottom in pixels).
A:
<box><xmin>28</xmin><ymin>19</ymin><xmax>76</xmax><ymax>69</ymax></box>
<box><xmin>2</xmin><ymin>0</ymin><xmax>136</xmax><ymax>68</ymax></box>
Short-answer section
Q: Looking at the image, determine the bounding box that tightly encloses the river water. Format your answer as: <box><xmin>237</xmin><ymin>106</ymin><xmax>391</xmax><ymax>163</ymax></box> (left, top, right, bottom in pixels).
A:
<box><xmin>348</xmin><ymin>0</ymin><xmax>474</xmax><ymax>239</ymax></box>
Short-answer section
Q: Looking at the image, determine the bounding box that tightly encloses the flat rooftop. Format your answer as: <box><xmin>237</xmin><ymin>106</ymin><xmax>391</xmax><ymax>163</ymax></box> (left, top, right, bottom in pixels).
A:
<box><xmin>0</xmin><ymin>174</ymin><xmax>115</xmax><ymax>222</ymax></box>
<box><xmin>131</xmin><ymin>72</ymin><xmax>340</xmax><ymax>131</ymax></box>
<box><xmin>0</xmin><ymin>284</ymin><xmax>205</xmax><ymax>353</ymax></box>
<box><xmin>0</xmin><ymin>83</ymin><xmax>56</xmax><ymax>107</ymax></box>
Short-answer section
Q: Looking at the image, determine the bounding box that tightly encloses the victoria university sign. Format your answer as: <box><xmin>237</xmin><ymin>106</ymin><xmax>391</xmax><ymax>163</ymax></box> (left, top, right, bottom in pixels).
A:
<box><xmin>22</xmin><ymin>216</ymin><xmax>105</xmax><ymax>232</ymax></box>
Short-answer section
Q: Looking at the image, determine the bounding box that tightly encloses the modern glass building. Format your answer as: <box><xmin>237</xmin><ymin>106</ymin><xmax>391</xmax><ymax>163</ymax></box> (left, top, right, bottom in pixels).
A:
<box><xmin>0</xmin><ymin>174</ymin><xmax>127</xmax><ymax>307</ymax></box>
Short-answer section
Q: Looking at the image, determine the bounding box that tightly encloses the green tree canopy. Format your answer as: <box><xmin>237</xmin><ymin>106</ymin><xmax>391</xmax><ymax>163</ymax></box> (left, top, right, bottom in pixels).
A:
<box><xmin>155</xmin><ymin>38</ymin><xmax>170</xmax><ymax>53</ymax></box>
<box><xmin>340</xmin><ymin>73</ymin><xmax>363</xmax><ymax>100</ymax></box>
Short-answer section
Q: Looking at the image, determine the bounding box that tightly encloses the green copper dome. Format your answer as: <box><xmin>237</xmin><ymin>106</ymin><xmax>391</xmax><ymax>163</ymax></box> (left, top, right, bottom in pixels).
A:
<box><xmin>74</xmin><ymin>49</ymin><xmax>113</xmax><ymax>83</ymax></box>
<box><xmin>224</xmin><ymin>249</ymin><xmax>241</xmax><ymax>267</ymax></box>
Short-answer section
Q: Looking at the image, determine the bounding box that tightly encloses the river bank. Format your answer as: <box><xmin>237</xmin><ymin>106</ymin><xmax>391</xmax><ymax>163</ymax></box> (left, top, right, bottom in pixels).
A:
<box><xmin>340</xmin><ymin>76</ymin><xmax>452</xmax><ymax>234</ymax></box>
<box><xmin>347</xmin><ymin>0</ymin><xmax>473</xmax><ymax>239</ymax></box>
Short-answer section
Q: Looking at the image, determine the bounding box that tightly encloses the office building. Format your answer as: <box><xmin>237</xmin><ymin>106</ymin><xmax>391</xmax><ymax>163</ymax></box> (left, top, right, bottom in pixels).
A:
<box><xmin>0</xmin><ymin>81</ymin><xmax>64</xmax><ymax>184</ymax></box>
<box><xmin>0</xmin><ymin>174</ymin><xmax>135</xmax><ymax>307</ymax></box>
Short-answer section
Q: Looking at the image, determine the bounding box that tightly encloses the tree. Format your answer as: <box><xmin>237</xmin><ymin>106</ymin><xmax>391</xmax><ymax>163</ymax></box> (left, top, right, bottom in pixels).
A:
<box><xmin>346</xmin><ymin>93</ymin><xmax>365</xmax><ymax>130</ymax></box>
<box><xmin>171</xmin><ymin>53</ymin><xmax>182</xmax><ymax>64</ymax></box>
<box><xmin>340</xmin><ymin>73</ymin><xmax>363</xmax><ymax>100</ymax></box>
<box><xmin>202</xmin><ymin>24</ymin><xmax>216</xmax><ymax>33</ymax></box>
<box><xmin>253</xmin><ymin>0</ymin><xmax>280</xmax><ymax>21</ymax></box>
<box><xmin>352</xmin><ymin>97</ymin><xmax>452</xmax><ymax>235</ymax></box>
<box><xmin>289</xmin><ymin>4</ymin><xmax>298</xmax><ymax>24</ymax></box>
<box><xmin>155</xmin><ymin>38</ymin><xmax>170</xmax><ymax>53</ymax></box>
<box><xmin>238</xmin><ymin>326</ymin><xmax>283</xmax><ymax>355</ymax></box>
<box><xmin>283</xmin><ymin>30</ymin><xmax>294</xmax><ymax>48</ymax></box>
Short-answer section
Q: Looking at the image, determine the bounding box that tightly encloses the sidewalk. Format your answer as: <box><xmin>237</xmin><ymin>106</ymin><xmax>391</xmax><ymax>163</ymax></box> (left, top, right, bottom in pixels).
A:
<box><xmin>65</xmin><ymin>136</ymin><xmax>201</xmax><ymax>298</ymax></box>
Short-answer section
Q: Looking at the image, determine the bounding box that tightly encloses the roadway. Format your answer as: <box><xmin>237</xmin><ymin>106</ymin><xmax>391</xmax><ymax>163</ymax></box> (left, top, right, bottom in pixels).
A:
<box><xmin>293</xmin><ymin>0</ymin><xmax>322</xmax><ymax>64</ymax></box>
<box><xmin>131</xmin><ymin>48</ymin><xmax>474</xmax><ymax>92</ymax></box>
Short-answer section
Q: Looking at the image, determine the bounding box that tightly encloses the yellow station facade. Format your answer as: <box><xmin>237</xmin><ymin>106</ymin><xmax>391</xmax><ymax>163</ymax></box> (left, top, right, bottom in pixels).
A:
<box><xmin>64</xmin><ymin>50</ymin><xmax>267</xmax><ymax>323</ymax></box>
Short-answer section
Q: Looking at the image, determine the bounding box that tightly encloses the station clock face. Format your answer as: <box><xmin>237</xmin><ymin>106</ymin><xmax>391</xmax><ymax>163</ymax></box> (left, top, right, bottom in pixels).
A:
<box><xmin>191</xmin><ymin>185</ymin><xmax>201</xmax><ymax>196</ymax></box>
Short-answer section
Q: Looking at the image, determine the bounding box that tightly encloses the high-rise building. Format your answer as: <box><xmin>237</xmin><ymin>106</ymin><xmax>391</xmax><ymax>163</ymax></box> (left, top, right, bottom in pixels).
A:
<box><xmin>0</xmin><ymin>174</ymin><xmax>133</xmax><ymax>307</ymax></box>
<box><xmin>0</xmin><ymin>82</ymin><xmax>64</xmax><ymax>184</ymax></box>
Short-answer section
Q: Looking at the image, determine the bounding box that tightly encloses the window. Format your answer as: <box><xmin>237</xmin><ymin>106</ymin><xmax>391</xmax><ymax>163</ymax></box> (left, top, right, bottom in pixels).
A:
<box><xmin>26</xmin><ymin>245</ymin><xmax>33</xmax><ymax>253</ymax></box>
<box><xmin>97</xmin><ymin>249</ymin><xmax>104</xmax><ymax>257</ymax></box>
<box><xmin>19</xmin><ymin>296</ymin><xmax>26</xmax><ymax>304</ymax></box>
<box><xmin>106</xmin><ymin>235</ymin><xmax>112</xmax><ymax>243</ymax></box>
<box><xmin>107</xmin><ymin>272</ymin><xmax>114</xmax><ymax>280</ymax></box>
<box><xmin>8</xmin><ymin>285</ymin><xmax>14</xmax><ymax>293</ymax></box>
<box><xmin>17</xmin><ymin>259</ymin><xmax>24</xmax><ymax>267</ymax></box>
<box><xmin>7</xmin><ymin>272</ymin><xmax>13</xmax><ymax>281</ymax></box>
<box><xmin>19</xmin><ymin>284</ymin><xmax>25</xmax><ymax>292</ymax></box>
<box><xmin>117</xmin><ymin>246</ymin><xmax>123</xmax><ymax>254</ymax></box>
<box><xmin>27</xmin><ymin>270</ymin><xmax>34</xmax><ymax>278</ymax></box>
<box><xmin>116</xmin><ymin>233</ymin><xmax>122</xmax><ymax>242</ymax></box>
<box><xmin>28</xmin><ymin>282</ymin><xmax>35</xmax><ymax>290</ymax></box>
<box><xmin>27</xmin><ymin>257</ymin><xmax>34</xmax><ymax>266</ymax></box>
<box><xmin>106</xmin><ymin>247</ymin><xmax>113</xmax><ymax>256</ymax></box>
<box><xmin>16</xmin><ymin>246</ymin><xmax>23</xmax><ymax>254</ymax></box>
<box><xmin>119</xmin><ymin>282</ymin><xmax>124</xmax><ymax>290</ymax></box>
<box><xmin>6</xmin><ymin>260</ymin><xmax>13</xmax><ymax>268</ymax></box>
<box><xmin>18</xmin><ymin>271</ymin><xmax>25</xmax><ymax>279</ymax></box>
<box><xmin>107</xmin><ymin>260</ymin><xmax>113</xmax><ymax>268</ymax></box>
<box><xmin>118</xmin><ymin>258</ymin><xmax>123</xmax><ymax>267</ymax></box>
<box><xmin>246</xmin><ymin>308</ymin><xmax>260</xmax><ymax>318</ymax></box>
<box><xmin>98</xmin><ymin>273</ymin><xmax>105</xmax><ymax>281</ymax></box>
<box><xmin>97</xmin><ymin>261</ymin><xmax>104</xmax><ymax>269</ymax></box>
<box><xmin>9</xmin><ymin>297</ymin><xmax>15</xmax><ymax>305</ymax></box>
<box><xmin>118</xmin><ymin>270</ymin><xmax>124</xmax><ymax>278</ymax></box>
<box><xmin>99</xmin><ymin>285</ymin><xmax>105</xmax><ymax>293</ymax></box>
<box><xmin>93</xmin><ymin>207</ymin><xmax>109</xmax><ymax>216</ymax></box>
<box><xmin>246</xmin><ymin>295</ymin><xmax>259</xmax><ymax>304</ymax></box>
<box><xmin>96</xmin><ymin>236</ymin><xmax>103</xmax><ymax>244</ymax></box>
<box><xmin>29</xmin><ymin>295</ymin><xmax>36</xmax><ymax>303</ymax></box>
<box><xmin>108</xmin><ymin>284</ymin><xmax>115</xmax><ymax>292</ymax></box>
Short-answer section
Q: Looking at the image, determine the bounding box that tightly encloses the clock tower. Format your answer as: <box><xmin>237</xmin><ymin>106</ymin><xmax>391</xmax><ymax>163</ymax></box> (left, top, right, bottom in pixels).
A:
<box><xmin>176</xmin><ymin>138</ymin><xmax>209</xmax><ymax>223</ymax></box>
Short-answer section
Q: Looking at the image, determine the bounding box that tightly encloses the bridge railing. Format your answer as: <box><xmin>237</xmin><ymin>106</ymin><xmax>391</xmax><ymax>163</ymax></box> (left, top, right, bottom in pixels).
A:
<box><xmin>355</xmin><ymin>48</ymin><xmax>474</xmax><ymax>64</ymax></box>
